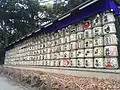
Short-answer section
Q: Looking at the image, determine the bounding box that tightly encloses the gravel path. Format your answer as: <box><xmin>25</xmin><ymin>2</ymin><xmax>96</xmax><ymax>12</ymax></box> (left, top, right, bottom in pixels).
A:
<box><xmin>1</xmin><ymin>66</ymin><xmax>120</xmax><ymax>90</ymax></box>
<box><xmin>0</xmin><ymin>75</ymin><xmax>28</xmax><ymax>90</ymax></box>
<box><xmin>6</xmin><ymin>65</ymin><xmax>120</xmax><ymax>80</ymax></box>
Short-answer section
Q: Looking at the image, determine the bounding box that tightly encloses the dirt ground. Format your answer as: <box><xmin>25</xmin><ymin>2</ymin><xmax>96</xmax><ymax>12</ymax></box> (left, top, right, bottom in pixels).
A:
<box><xmin>0</xmin><ymin>67</ymin><xmax>120</xmax><ymax>90</ymax></box>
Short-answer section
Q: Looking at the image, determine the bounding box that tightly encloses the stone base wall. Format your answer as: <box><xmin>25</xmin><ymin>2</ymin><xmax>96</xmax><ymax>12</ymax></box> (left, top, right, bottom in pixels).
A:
<box><xmin>0</xmin><ymin>67</ymin><xmax>120</xmax><ymax>90</ymax></box>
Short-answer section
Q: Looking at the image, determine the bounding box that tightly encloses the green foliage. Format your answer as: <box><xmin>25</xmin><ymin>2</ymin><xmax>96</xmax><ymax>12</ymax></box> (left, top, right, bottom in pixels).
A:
<box><xmin>0</xmin><ymin>0</ymin><xmax>50</xmax><ymax>44</ymax></box>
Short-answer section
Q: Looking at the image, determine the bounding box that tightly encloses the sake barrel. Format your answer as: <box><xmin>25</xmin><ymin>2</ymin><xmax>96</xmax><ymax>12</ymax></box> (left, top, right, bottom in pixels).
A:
<box><xmin>63</xmin><ymin>51</ymin><xmax>70</xmax><ymax>58</ymax></box>
<box><xmin>77</xmin><ymin>23</ymin><xmax>83</xmax><ymax>32</ymax></box>
<box><xmin>70</xmin><ymin>42</ymin><xmax>77</xmax><ymax>50</ymax></box>
<box><xmin>47</xmin><ymin>48</ymin><xmax>51</xmax><ymax>54</ymax></box>
<box><xmin>94</xmin><ymin>58</ymin><xmax>104</xmax><ymax>68</ymax></box>
<box><xmin>65</xmin><ymin>58</ymin><xmax>72</xmax><ymax>67</ymax></box>
<box><xmin>77</xmin><ymin>40</ymin><xmax>84</xmax><ymax>49</ymax></box>
<box><xmin>70</xmin><ymin>50</ymin><xmax>77</xmax><ymax>58</ymax></box>
<box><xmin>85</xmin><ymin>58</ymin><xmax>93</xmax><ymax>68</ymax></box>
<box><xmin>105</xmin><ymin>58</ymin><xmax>118</xmax><ymax>68</ymax></box>
<box><xmin>70</xmin><ymin>33</ymin><xmax>77</xmax><ymax>41</ymax></box>
<box><xmin>55</xmin><ymin>39</ymin><xmax>59</xmax><ymax>46</ymax></box>
<box><xmin>85</xmin><ymin>49</ymin><xmax>93</xmax><ymax>57</ymax></box>
<box><xmin>55</xmin><ymin>60</ymin><xmax>59</xmax><ymax>66</ymax></box>
<box><xmin>102</xmin><ymin>12</ymin><xmax>115</xmax><ymax>24</ymax></box>
<box><xmin>58</xmin><ymin>29</ymin><xmax>64</xmax><ymax>37</ymax></box>
<box><xmin>85</xmin><ymin>39</ymin><xmax>93</xmax><ymax>48</ymax></box>
<box><xmin>64</xmin><ymin>36</ymin><xmax>70</xmax><ymax>43</ymax></box>
<box><xmin>54</xmin><ymin>33</ymin><xmax>59</xmax><ymax>39</ymax></box>
<box><xmin>103</xmin><ymin>23</ymin><xmax>116</xmax><ymax>35</ymax></box>
<box><xmin>39</xmin><ymin>61</ymin><xmax>42</xmax><ymax>66</ymax></box>
<box><xmin>94</xmin><ymin>47</ymin><xmax>104</xmax><ymax>57</ymax></box>
<box><xmin>76</xmin><ymin>49</ymin><xmax>84</xmax><ymax>58</ymax></box>
<box><xmin>71</xmin><ymin>59</ymin><xmax>77</xmax><ymax>67</ymax></box>
<box><xmin>51</xmin><ymin>40</ymin><xmax>55</xmax><ymax>47</ymax></box>
<box><xmin>60</xmin><ymin>44</ymin><xmax>65</xmax><ymax>51</ymax></box>
<box><xmin>93</xmin><ymin>27</ymin><xmax>103</xmax><ymax>37</ymax></box>
<box><xmin>92</xmin><ymin>14</ymin><xmax>102</xmax><ymax>27</ymax></box>
<box><xmin>84</xmin><ymin>29</ymin><xmax>92</xmax><ymax>39</ymax></box>
<box><xmin>94</xmin><ymin>36</ymin><xmax>103</xmax><ymax>47</ymax></box>
<box><xmin>104</xmin><ymin>34</ymin><xmax>118</xmax><ymax>45</ymax></box>
<box><xmin>51</xmin><ymin>53</ymin><xmax>54</xmax><ymax>60</ymax></box>
<box><xmin>64</xmin><ymin>27</ymin><xmax>70</xmax><ymax>36</ymax></box>
<box><xmin>60</xmin><ymin>59</ymin><xmax>65</xmax><ymax>66</ymax></box>
<box><xmin>77</xmin><ymin>31</ymin><xmax>84</xmax><ymax>40</ymax></box>
<box><xmin>104</xmin><ymin>46</ymin><xmax>118</xmax><ymax>57</ymax></box>
<box><xmin>64</xmin><ymin>43</ymin><xmax>70</xmax><ymax>51</ymax></box>
<box><xmin>70</xmin><ymin>25</ymin><xmax>77</xmax><ymax>34</ymax></box>
<box><xmin>83</xmin><ymin>20</ymin><xmax>92</xmax><ymax>30</ymax></box>
<box><xmin>77</xmin><ymin>58</ymin><xmax>84</xmax><ymax>67</ymax></box>
<box><xmin>59</xmin><ymin>52</ymin><xmax>64</xmax><ymax>59</ymax></box>
<box><xmin>54</xmin><ymin>53</ymin><xmax>58</xmax><ymax>60</ymax></box>
<box><xmin>47</xmin><ymin>54</ymin><xmax>51</xmax><ymax>60</ymax></box>
<box><xmin>47</xmin><ymin>60</ymin><xmax>50</xmax><ymax>66</ymax></box>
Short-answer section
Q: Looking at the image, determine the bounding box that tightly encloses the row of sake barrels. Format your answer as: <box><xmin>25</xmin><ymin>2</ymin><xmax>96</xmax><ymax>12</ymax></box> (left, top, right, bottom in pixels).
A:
<box><xmin>5</xmin><ymin>45</ymin><xmax>118</xmax><ymax>62</ymax></box>
<box><xmin>29</xmin><ymin>21</ymin><xmax>116</xmax><ymax>44</ymax></box>
<box><xmin>6</xmin><ymin>33</ymin><xmax>117</xmax><ymax>57</ymax></box>
<box><xmin>28</xmin><ymin>33</ymin><xmax>117</xmax><ymax>50</ymax></box>
<box><xmin>13</xmin><ymin>23</ymin><xmax>116</xmax><ymax>50</ymax></box>
<box><xmin>5</xmin><ymin>44</ymin><xmax>118</xmax><ymax>62</ymax></box>
<box><xmin>22</xmin><ymin>12</ymin><xmax>115</xmax><ymax>42</ymax></box>
<box><xmin>5</xmin><ymin>57</ymin><xmax>118</xmax><ymax>68</ymax></box>
<box><xmin>5</xmin><ymin>41</ymin><xmax>118</xmax><ymax>63</ymax></box>
<box><xmin>16</xmin><ymin>28</ymin><xmax>117</xmax><ymax>53</ymax></box>
<box><xmin>42</xmin><ymin>23</ymin><xmax>116</xmax><ymax>43</ymax></box>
